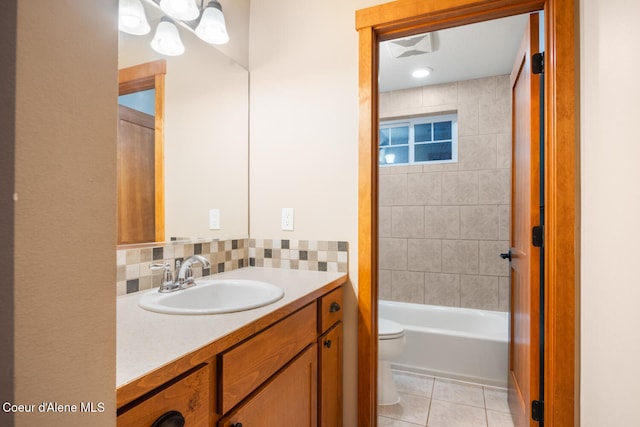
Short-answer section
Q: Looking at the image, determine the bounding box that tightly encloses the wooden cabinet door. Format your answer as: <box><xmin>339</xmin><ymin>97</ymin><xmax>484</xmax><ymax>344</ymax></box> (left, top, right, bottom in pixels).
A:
<box><xmin>219</xmin><ymin>345</ymin><xmax>318</xmax><ymax>427</ymax></box>
<box><xmin>319</xmin><ymin>322</ymin><xmax>342</xmax><ymax>427</ymax></box>
<box><xmin>117</xmin><ymin>365</ymin><xmax>210</xmax><ymax>427</ymax></box>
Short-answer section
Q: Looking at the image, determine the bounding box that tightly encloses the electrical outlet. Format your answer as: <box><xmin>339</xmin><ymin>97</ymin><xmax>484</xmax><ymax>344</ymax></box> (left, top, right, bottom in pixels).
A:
<box><xmin>209</xmin><ymin>209</ymin><xmax>220</xmax><ymax>230</ymax></box>
<box><xmin>281</xmin><ymin>208</ymin><xmax>294</xmax><ymax>231</ymax></box>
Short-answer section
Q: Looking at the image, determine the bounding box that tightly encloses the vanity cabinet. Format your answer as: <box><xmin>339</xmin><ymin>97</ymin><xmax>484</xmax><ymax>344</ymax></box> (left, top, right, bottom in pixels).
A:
<box><xmin>318</xmin><ymin>287</ymin><xmax>343</xmax><ymax>427</ymax></box>
<box><xmin>117</xmin><ymin>282</ymin><xmax>344</xmax><ymax>427</ymax></box>
<box><xmin>117</xmin><ymin>364</ymin><xmax>211</xmax><ymax>427</ymax></box>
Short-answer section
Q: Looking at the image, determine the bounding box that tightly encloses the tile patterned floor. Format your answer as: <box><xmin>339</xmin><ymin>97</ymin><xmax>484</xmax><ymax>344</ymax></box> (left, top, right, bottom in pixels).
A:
<box><xmin>378</xmin><ymin>370</ymin><xmax>515</xmax><ymax>427</ymax></box>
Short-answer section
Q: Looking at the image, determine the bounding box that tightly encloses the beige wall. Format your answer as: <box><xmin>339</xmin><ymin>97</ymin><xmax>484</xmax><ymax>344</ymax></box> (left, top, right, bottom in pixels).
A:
<box><xmin>248</xmin><ymin>0</ymin><xmax>386</xmax><ymax>425</ymax></box>
<box><xmin>1</xmin><ymin>0</ymin><xmax>117</xmax><ymax>426</ymax></box>
<box><xmin>379</xmin><ymin>76</ymin><xmax>511</xmax><ymax>312</ymax></box>
<box><xmin>580</xmin><ymin>0</ymin><xmax>640</xmax><ymax>425</ymax></box>
<box><xmin>119</xmin><ymin>27</ymin><xmax>249</xmax><ymax>241</ymax></box>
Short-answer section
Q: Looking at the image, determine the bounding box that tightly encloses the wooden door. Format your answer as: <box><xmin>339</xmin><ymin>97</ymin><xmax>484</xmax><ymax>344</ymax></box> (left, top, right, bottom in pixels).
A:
<box><xmin>219</xmin><ymin>344</ymin><xmax>318</xmax><ymax>427</ymax></box>
<box><xmin>319</xmin><ymin>323</ymin><xmax>343</xmax><ymax>427</ymax></box>
<box><xmin>117</xmin><ymin>105</ymin><xmax>156</xmax><ymax>244</ymax></box>
<box><xmin>508</xmin><ymin>13</ymin><xmax>541</xmax><ymax>427</ymax></box>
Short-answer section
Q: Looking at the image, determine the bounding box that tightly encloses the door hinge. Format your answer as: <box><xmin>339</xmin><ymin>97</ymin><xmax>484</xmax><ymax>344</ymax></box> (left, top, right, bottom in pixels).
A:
<box><xmin>532</xmin><ymin>225</ymin><xmax>544</xmax><ymax>247</ymax></box>
<box><xmin>532</xmin><ymin>399</ymin><xmax>544</xmax><ymax>422</ymax></box>
<box><xmin>533</xmin><ymin>52</ymin><xmax>544</xmax><ymax>74</ymax></box>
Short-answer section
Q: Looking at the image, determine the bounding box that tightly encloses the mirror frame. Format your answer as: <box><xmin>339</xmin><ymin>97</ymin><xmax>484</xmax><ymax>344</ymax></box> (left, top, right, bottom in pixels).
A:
<box><xmin>356</xmin><ymin>0</ymin><xmax>578</xmax><ymax>425</ymax></box>
<box><xmin>118</xmin><ymin>59</ymin><xmax>166</xmax><ymax>244</ymax></box>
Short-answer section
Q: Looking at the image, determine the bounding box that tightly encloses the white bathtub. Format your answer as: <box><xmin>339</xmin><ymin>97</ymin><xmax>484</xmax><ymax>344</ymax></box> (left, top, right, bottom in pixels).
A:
<box><xmin>379</xmin><ymin>300</ymin><xmax>508</xmax><ymax>387</ymax></box>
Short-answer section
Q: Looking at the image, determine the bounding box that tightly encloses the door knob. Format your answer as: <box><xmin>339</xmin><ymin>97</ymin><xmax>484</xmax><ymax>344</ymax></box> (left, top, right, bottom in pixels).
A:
<box><xmin>500</xmin><ymin>251</ymin><xmax>512</xmax><ymax>261</ymax></box>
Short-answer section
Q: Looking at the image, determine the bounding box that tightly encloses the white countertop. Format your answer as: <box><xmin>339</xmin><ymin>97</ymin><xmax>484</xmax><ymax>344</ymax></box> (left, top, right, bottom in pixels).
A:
<box><xmin>117</xmin><ymin>267</ymin><xmax>346</xmax><ymax>389</ymax></box>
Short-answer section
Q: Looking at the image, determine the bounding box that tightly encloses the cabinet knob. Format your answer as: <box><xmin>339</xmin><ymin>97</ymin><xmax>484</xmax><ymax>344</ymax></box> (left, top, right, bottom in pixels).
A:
<box><xmin>231</xmin><ymin>423</ymin><xmax>243</xmax><ymax>427</ymax></box>
<box><xmin>329</xmin><ymin>302</ymin><xmax>341</xmax><ymax>313</ymax></box>
<box><xmin>150</xmin><ymin>410</ymin><xmax>185</xmax><ymax>427</ymax></box>
<box><xmin>324</xmin><ymin>339</ymin><xmax>332</xmax><ymax>349</ymax></box>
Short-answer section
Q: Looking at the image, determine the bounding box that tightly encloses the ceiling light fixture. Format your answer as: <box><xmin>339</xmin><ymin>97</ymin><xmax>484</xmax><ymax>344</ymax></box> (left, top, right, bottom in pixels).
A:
<box><xmin>195</xmin><ymin>0</ymin><xmax>229</xmax><ymax>45</ymax></box>
<box><xmin>412</xmin><ymin>67</ymin><xmax>433</xmax><ymax>78</ymax></box>
<box><xmin>119</xmin><ymin>0</ymin><xmax>151</xmax><ymax>35</ymax></box>
<box><xmin>119</xmin><ymin>0</ymin><xmax>230</xmax><ymax>57</ymax></box>
<box><xmin>150</xmin><ymin>17</ymin><xmax>185</xmax><ymax>56</ymax></box>
<box><xmin>159</xmin><ymin>0</ymin><xmax>199</xmax><ymax>21</ymax></box>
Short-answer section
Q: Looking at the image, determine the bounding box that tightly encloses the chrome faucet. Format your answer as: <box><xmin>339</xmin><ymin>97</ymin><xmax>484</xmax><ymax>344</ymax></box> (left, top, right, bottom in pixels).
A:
<box><xmin>176</xmin><ymin>254</ymin><xmax>211</xmax><ymax>288</ymax></box>
<box><xmin>150</xmin><ymin>255</ymin><xmax>212</xmax><ymax>293</ymax></box>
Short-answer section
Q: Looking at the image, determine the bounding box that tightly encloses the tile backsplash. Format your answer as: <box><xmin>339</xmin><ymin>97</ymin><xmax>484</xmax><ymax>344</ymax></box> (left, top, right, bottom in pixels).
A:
<box><xmin>117</xmin><ymin>238</ymin><xmax>348</xmax><ymax>295</ymax></box>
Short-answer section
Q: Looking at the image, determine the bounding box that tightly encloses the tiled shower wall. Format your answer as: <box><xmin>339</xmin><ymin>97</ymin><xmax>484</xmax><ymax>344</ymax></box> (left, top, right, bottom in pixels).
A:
<box><xmin>378</xmin><ymin>75</ymin><xmax>511</xmax><ymax>312</ymax></box>
<box><xmin>117</xmin><ymin>238</ymin><xmax>348</xmax><ymax>295</ymax></box>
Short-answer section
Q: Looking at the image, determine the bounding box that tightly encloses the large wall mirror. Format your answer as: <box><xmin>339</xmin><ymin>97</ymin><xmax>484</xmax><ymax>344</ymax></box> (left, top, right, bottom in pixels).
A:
<box><xmin>118</xmin><ymin>1</ymin><xmax>249</xmax><ymax>244</ymax></box>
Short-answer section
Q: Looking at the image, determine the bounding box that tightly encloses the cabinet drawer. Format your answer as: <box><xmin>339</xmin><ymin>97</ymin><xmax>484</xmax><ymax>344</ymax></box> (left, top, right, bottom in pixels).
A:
<box><xmin>319</xmin><ymin>286</ymin><xmax>343</xmax><ymax>332</ymax></box>
<box><xmin>117</xmin><ymin>364</ymin><xmax>210</xmax><ymax>427</ymax></box>
<box><xmin>219</xmin><ymin>303</ymin><xmax>317</xmax><ymax>413</ymax></box>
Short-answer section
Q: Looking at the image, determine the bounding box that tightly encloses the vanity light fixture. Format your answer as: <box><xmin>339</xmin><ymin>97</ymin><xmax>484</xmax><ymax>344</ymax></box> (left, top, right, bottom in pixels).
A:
<box><xmin>119</xmin><ymin>0</ymin><xmax>151</xmax><ymax>35</ymax></box>
<box><xmin>195</xmin><ymin>0</ymin><xmax>229</xmax><ymax>45</ymax></box>
<box><xmin>412</xmin><ymin>67</ymin><xmax>433</xmax><ymax>78</ymax></box>
<box><xmin>159</xmin><ymin>0</ymin><xmax>199</xmax><ymax>21</ymax></box>
<box><xmin>151</xmin><ymin>17</ymin><xmax>185</xmax><ymax>56</ymax></box>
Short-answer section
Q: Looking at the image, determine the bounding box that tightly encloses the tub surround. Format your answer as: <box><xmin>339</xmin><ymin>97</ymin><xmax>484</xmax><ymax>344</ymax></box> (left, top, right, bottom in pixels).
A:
<box><xmin>379</xmin><ymin>75</ymin><xmax>511</xmax><ymax>312</ymax></box>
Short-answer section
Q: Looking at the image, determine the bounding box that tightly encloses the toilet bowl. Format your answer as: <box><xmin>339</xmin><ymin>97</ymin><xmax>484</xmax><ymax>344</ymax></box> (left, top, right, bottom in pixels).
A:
<box><xmin>378</xmin><ymin>317</ymin><xmax>406</xmax><ymax>405</ymax></box>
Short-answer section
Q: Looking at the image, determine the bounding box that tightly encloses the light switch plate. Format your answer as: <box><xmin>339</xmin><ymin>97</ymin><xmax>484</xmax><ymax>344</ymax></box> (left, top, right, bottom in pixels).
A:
<box><xmin>281</xmin><ymin>208</ymin><xmax>294</xmax><ymax>231</ymax></box>
<box><xmin>209</xmin><ymin>209</ymin><xmax>220</xmax><ymax>230</ymax></box>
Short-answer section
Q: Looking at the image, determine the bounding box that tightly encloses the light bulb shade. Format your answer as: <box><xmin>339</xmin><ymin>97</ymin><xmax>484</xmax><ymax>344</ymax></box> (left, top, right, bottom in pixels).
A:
<box><xmin>159</xmin><ymin>0</ymin><xmax>200</xmax><ymax>21</ymax></box>
<box><xmin>195</xmin><ymin>1</ymin><xmax>229</xmax><ymax>44</ymax></box>
<box><xmin>119</xmin><ymin>0</ymin><xmax>150</xmax><ymax>35</ymax></box>
<box><xmin>151</xmin><ymin>19</ymin><xmax>185</xmax><ymax>56</ymax></box>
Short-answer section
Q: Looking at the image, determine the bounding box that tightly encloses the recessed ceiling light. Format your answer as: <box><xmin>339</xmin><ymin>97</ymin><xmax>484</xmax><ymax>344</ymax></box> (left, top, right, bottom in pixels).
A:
<box><xmin>412</xmin><ymin>67</ymin><xmax>433</xmax><ymax>78</ymax></box>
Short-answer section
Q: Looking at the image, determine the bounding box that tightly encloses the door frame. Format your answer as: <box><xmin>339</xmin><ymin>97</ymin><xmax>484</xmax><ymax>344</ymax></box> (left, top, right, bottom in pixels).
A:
<box><xmin>118</xmin><ymin>59</ymin><xmax>166</xmax><ymax>244</ymax></box>
<box><xmin>355</xmin><ymin>1</ymin><xmax>578</xmax><ymax>426</ymax></box>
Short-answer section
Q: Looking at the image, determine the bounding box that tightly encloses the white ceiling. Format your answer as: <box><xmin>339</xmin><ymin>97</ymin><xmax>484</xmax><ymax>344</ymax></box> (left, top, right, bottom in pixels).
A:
<box><xmin>379</xmin><ymin>14</ymin><xmax>531</xmax><ymax>92</ymax></box>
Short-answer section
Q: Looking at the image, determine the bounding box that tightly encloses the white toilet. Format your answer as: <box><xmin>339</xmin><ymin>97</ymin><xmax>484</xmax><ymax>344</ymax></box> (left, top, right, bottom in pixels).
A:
<box><xmin>378</xmin><ymin>317</ymin><xmax>406</xmax><ymax>405</ymax></box>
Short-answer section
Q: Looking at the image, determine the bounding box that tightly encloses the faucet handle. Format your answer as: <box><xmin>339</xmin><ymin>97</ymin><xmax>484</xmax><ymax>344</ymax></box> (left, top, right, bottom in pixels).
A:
<box><xmin>150</xmin><ymin>262</ymin><xmax>178</xmax><ymax>293</ymax></box>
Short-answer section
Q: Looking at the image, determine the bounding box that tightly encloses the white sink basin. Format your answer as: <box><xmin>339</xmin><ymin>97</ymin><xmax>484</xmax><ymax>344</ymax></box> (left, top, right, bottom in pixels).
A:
<box><xmin>138</xmin><ymin>279</ymin><xmax>284</xmax><ymax>315</ymax></box>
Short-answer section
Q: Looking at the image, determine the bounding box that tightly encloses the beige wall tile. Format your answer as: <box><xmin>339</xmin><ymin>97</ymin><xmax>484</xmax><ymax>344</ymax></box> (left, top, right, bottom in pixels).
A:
<box><xmin>407</xmin><ymin>172</ymin><xmax>442</xmax><ymax>205</ymax></box>
<box><xmin>380</xmin><ymin>173</ymin><xmax>407</xmax><ymax>206</ymax></box>
<box><xmin>392</xmin><ymin>270</ymin><xmax>425</xmax><ymax>304</ymax></box>
<box><xmin>408</xmin><ymin>238</ymin><xmax>442</xmax><ymax>272</ymax></box>
<box><xmin>422</xmin><ymin>82</ymin><xmax>458</xmax><ymax>107</ymax></box>
<box><xmin>498</xmin><ymin>276</ymin><xmax>510</xmax><ymax>312</ymax></box>
<box><xmin>458</xmin><ymin>134</ymin><xmax>498</xmax><ymax>171</ymax></box>
<box><xmin>457</xmin><ymin>102</ymin><xmax>479</xmax><ymax>136</ymax></box>
<box><xmin>495</xmin><ymin>74</ymin><xmax>511</xmax><ymax>100</ymax></box>
<box><xmin>425</xmin><ymin>205</ymin><xmax>460</xmax><ymax>239</ymax></box>
<box><xmin>425</xmin><ymin>273</ymin><xmax>461</xmax><ymax>307</ymax></box>
<box><xmin>442</xmin><ymin>171</ymin><xmax>479</xmax><ymax>205</ymax></box>
<box><xmin>496</xmin><ymin>132</ymin><xmax>512</xmax><ymax>169</ymax></box>
<box><xmin>379</xmin><ymin>238</ymin><xmax>408</xmax><ymax>270</ymax></box>
<box><xmin>379</xmin><ymin>269</ymin><xmax>392</xmax><ymax>300</ymax></box>
<box><xmin>392</xmin><ymin>206</ymin><xmax>425</xmax><ymax>238</ymax></box>
<box><xmin>458</xmin><ymin>76</ymin><xmax>497</xmax><ymax>102</ymax></box>
<box><xmin>442</xmin><ymin>240</ymin><xmax>479</xmax><ymax>274</ymax></box>
<box><xmin>479</xmin><ymin>169</ymin><xmax>511</xmax><ymax>204</ymax></box>
<box><xmin>479</xmin><ymin>98</ymin><xmax>511</xmax><ymax>134</ymax></box>
<box><xmin>460</xmin><ymin>275</ymin><xmax>500</xmax><ymax>310</ymax></box>
<box><xmin>460</xmin><ymin>205</ymin><xmax>499</xmax><ymax>240</ymax></box>
<box><xmin>379</xmin><ymin>206</ymin><xmax>392</xmax><ymax>238</ymax></box>
<box><xmin>479</xmin><ymin>240</ymin><xmax>510</xmax><ymax>276</ymax></box>
<box><xmin>498</xmin><ymin>204</ymin><xmax>510</xmax><ymax>241</ymax></box>
<box><xmin>387</xmin><ymin>87</ymin><xmax>423</xmax><ymax>112</ymax></box>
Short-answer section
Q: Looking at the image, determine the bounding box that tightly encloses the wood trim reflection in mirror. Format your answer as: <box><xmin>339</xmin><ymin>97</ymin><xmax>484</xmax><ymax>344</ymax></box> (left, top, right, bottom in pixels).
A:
<box><xmin>117</xmin><ymin>59</ymin><xmax>166</xmax><ymax>245</ymax></box>
<box><xmin>356</xmin><ymin>1</ymin><xmax>577</xmax><ymax>426</ymax></box>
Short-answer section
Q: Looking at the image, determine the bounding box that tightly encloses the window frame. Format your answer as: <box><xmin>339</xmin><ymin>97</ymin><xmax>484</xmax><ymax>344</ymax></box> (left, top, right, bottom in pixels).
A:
<box><xmin>379</xmin><ymin>113</ymin><xmax>458</xmax><ymax>166</ymax></box>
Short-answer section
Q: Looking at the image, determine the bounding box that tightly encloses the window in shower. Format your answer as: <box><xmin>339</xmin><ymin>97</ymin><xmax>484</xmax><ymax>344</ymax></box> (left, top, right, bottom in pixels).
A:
<box><xmin>379</xmin><ymin>113</ymin><xmax>458</xmax><ymax>166</ymax></box>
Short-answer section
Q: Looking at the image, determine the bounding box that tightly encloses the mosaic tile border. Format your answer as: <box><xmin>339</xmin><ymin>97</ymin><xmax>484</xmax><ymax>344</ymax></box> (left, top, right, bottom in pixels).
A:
<box><xmin>249</xmin><ymin>239</ymin><xmax>349</xmax><ymax>273</ymax></box>
<box><xmin>117</xmin><ymin>238</ymin><xmax>349</xmax><ymax>295</ymax></box>
<box><xmin>117</xmin><ymin>238</ymin><xmax>248</xmax><ymax>295</ymax></box>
